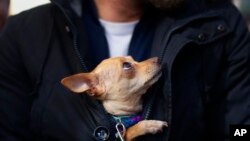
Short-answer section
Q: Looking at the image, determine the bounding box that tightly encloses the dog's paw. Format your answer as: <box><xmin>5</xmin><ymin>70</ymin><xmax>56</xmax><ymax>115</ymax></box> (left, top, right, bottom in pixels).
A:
<box><xmin>125</xmin><ymin>120</ymin><xmax>168</xmax><ymax>141</ymax></box>
<box><xmin>138</xmin><ymin>120</ymin><xmax>168</xmax><ymax>134</ymax></box>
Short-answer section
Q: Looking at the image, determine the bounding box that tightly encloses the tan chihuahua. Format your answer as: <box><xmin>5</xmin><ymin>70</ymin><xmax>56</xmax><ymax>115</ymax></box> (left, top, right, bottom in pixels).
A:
<box><xmin>61</xmin><ymin>56</ymin><xmax>167</xmax><ymax>141</ymax></box>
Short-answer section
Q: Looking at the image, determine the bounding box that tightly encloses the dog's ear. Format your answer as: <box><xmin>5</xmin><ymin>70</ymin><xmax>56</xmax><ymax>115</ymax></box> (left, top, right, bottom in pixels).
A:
<box><xmin>61</xmin><ymin>73</ymin><xmax>105</xmax><ymax>97</ymax></box>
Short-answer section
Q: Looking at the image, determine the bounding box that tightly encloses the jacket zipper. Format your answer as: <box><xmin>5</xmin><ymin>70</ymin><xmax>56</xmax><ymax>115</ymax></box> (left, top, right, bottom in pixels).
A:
<box><xmin>142</xmin><ymin>21</ymin><xmax>182</xmax><ymax>114</ymax></box>
<box><xmin>156</xmin><ymin>20</ymin><xmax>200</xmax><ymax>141</ymax></box>
<box><xmin>72</xmin><ymin>38</ymin><xmax>88</xmax><ymax>71</ymax></box>
<box><xmin>53</xmin><ymin>2</ymin><xmax>117</xmax><ymax>140</ymax></box>
<box><xmin>159</xmin><ymin>25</ymin><xmax>182</xmax><ymax>63</ymax></box>
<box><xmin>156</xmin><ymin>12</ymin><xmax>220</xmax><ymax>141</ymax></box>
<box><xmin>73</xmin><ymin>36</ymin><xmax>117</xmax><ymax>140</ymax></box>
<box><xmin>52</xmin><ymin>2</ymin><xmax>87</xmax><ymax>69</ymax></box>
<box><xmin>142</xmin><ymin>20</ymin><xmax>184</xmax><ymax>121</ymax></box>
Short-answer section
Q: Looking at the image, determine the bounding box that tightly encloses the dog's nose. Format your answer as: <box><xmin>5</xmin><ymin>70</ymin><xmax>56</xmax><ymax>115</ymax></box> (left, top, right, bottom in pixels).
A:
<box><xmin>142</xmin><ymin>57</ymin><xmax>161</xmax><ymax>65</ymax></box>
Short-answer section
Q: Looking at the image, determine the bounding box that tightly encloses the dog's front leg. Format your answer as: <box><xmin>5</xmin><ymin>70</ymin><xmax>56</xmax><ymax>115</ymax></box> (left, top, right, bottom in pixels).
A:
<box><xmin>125</xmin><ymin>120</ymin><xmax>168</xmax><ymax>141</ymax></box>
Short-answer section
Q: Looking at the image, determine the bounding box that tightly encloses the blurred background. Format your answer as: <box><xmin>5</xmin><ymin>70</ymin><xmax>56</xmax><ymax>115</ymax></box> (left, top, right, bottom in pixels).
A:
<box><xmin>0</xmin><ymin>0</ymin><xmax>250</xmax><ymax>30</ymax></box>
<box><xmin>234</xmin><ymin>0</ymin><xmax>250</xmax><ymax>30</ymax></box>
<box><xmin>1</xmin><ymin>0</ymin><xmax>50</xmax><ymax>30</ymax></box>
<box><xmin>9</xmin><ymin>0</ymin><xmax>50</xmax><ymax>15</ymax></box>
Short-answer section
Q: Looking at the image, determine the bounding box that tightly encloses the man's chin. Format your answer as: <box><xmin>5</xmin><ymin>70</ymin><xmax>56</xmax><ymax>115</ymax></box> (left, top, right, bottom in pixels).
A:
<box><xmin>148</xmin><ymin>0</ymin><xmax>185</xmax><ymax>11</ymax></box>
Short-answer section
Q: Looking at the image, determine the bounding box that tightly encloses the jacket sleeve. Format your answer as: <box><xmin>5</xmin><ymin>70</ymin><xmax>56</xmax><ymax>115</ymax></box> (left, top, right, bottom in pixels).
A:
<box><xmin>222</xmin><ymin>8</ymin><xmax>250</xmax><ymax>140</ymax></box>
<box><xmin>0</xmin><ymin>17</ymin><xmax>34</xmax><ymax>140</ymax></box>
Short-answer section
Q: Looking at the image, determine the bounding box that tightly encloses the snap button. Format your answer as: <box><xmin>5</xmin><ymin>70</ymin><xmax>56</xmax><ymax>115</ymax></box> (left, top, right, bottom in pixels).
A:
<box><xmin>217</xmin><ymin>24</ymin><xmax>225</xmax><ymax>32</ymax></box>
<box><xmin>65</xmin><ymin>26</ymin><xmax>70</xmax><ymax>32</ymax></box>
<box><xmin>93</xmin><ymin>126</ymin><xmax>110</xmax><ymax>141</ymax></box>
<box><xmin>197</xmin><ymin>33</ymin><xmax>206</xmax><ymax>41</ymax></box>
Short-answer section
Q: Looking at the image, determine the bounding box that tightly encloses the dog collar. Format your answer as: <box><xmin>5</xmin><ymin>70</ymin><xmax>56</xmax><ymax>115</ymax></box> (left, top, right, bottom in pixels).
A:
<box><xmin>112</xmin><ymin>114</ymin><xmax>142</xmax><ymax>128</ymax></box>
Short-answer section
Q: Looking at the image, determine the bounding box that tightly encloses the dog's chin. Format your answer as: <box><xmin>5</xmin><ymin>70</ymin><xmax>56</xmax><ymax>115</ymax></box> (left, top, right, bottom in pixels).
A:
<box><xmin>145</xmin><ymin>70</ymin><xmax>162</xmax><ymax>87</ymax></box>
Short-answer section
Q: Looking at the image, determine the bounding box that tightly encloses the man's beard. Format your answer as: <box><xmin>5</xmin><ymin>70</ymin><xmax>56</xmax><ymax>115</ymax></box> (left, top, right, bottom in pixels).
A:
<box><xmin>148</xmin><ymin>0</ymin><xmax>185</xmax><ymax>10</ymax></box>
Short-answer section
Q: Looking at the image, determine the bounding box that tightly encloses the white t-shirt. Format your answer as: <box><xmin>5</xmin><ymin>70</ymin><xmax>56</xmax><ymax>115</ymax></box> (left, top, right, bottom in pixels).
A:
<box><xmin>99</xmin><ymin>19</ymin><xmax>139</xmax><ymax>57</ymax></box>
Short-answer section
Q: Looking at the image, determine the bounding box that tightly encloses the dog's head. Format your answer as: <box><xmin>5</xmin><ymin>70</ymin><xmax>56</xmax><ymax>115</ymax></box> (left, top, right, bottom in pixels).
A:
<box><xmin>61</xmin><ymin>56</ymin><xmax>161</xmax><ymax>101</ymax></box>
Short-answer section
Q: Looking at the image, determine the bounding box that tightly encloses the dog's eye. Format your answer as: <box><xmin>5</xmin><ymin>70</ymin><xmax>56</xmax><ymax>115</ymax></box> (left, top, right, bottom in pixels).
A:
<box><xmin>122</xmin><ymin>62</ymin><xmax>132</xmax><ymax>70</ymax></box>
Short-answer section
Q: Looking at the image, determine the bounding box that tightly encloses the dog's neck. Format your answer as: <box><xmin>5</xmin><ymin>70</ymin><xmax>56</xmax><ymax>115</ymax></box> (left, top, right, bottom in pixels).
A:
<box><xmin>102</xmin><ymin>94</ymin><xmax>143</xmax><ymax>116</ymax></box>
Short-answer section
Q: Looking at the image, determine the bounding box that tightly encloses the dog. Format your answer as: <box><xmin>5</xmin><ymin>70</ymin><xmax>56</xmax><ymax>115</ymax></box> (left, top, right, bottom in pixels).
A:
<box><xmin>61</xmin><ymin>56</ymin><xmax>167</xmax><ymax>141</ymax></box>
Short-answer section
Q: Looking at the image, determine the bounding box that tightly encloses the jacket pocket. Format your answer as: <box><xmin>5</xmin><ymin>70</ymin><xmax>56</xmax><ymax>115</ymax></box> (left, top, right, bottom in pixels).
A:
<box><xmin>180</xmin><ymin>19</ymin><xmax>232</xmax><ymax>46</ymax></box>
<box><xmin>30</xmin><ymin>80</ymin><xmax>58</xmax><ymax>139</ymax></box>
<box><xmin>30</xmin><ymin>81</ymin><xmax>109</xmax><ymax>141</ymax></box>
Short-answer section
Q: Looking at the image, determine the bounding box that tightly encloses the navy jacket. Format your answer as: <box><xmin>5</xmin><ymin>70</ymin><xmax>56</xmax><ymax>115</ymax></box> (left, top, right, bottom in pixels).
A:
<box><xmin>0</xmin><ymin>0</ymin><xmax>249</xmax><ymax>141</ymax></box>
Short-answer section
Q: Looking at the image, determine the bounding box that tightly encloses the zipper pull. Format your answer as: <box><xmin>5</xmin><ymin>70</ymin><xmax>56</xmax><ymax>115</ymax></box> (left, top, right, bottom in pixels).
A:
<box><xmin>65</xmin><ymin>25</ymin><xmax>70</xmax><ymax>32</ymax></box>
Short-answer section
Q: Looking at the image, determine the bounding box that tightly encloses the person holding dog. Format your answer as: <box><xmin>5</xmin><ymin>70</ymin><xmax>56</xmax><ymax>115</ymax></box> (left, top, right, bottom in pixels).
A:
<box><xmin>0</xmin><ymin>0</ymin><xmax>249</xmax><ymax>141</ymax></box>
